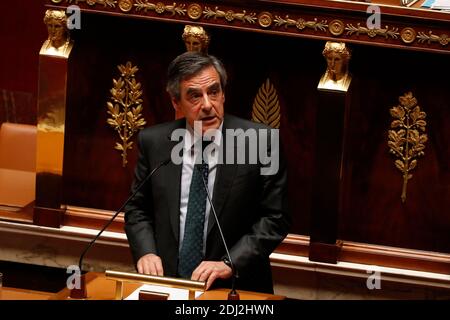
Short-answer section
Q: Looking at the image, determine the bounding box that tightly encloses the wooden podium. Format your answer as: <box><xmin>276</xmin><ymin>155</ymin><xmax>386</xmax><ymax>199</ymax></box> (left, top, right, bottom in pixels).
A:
<box><xmin>0</xmin><ymin>287</ymin><xmax>53</xmax><ymax>300</ymax></box>
<box><xmin>50</xmin><ymin>272</ymin><xmax>284</xmax><ymax>300</ymax></box>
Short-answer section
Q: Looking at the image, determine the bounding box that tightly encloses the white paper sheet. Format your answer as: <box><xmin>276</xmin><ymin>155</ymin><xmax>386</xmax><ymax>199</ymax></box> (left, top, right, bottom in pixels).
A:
<box><xmin>432</xmin><ymin>0</ymin><xmax>450</xmax><ymax>9</ymax></box>
<box><xmin>124</xmin><ymin>284</ymin><xmax>203</xmax><ymax>300</ymax></box>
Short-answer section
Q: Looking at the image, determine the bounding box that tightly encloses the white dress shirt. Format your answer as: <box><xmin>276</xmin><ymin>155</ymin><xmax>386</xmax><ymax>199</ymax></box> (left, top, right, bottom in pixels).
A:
<box><xmin>179</xmin><ymin>122</ymin><xmax>223</xmax><ymax>255</ymax></box>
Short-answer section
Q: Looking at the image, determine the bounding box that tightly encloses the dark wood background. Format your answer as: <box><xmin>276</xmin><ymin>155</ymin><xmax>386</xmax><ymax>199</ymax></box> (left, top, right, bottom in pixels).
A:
<box><xmin>0</xmin><ymin>0</ymin><xmax>46</xmax><ymax>125</ymax></box>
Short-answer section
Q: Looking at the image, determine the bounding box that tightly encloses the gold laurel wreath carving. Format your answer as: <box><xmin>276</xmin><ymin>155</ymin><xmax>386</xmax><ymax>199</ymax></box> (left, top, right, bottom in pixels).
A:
<box><xmin>251</xmin><ymin>79</ymin><xmax>281</xmax><ymax>129</ymax></box>
<box><xmin>107</xmin><ymin>62</ymin><xmax>146</xmax><ymax>167</ymax></box>
<box><xmin>388</xmin><ymin>92</ymin><xmax>427</xmax><ymax>203</ymax></box>
<box><xmin>66</xmin><ymin>0</ymin><xmax>117</xmax><ymax>8</ymax></box>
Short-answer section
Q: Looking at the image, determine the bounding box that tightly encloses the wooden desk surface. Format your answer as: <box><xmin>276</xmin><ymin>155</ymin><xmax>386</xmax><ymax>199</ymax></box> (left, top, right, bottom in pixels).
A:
<box><xmin>0</xmin><ymin>168</ymin><xmax>35</xmax><ymax>207</ymax></box>
<box><xmin>52</xmin><ymin>272</ymin><xmax>284</xmax><ymax>300</ymax></box>
<box><xmin>0</xmin><ymin>287</ymin><xmax>53</xmax><ymax>300</ymax></box>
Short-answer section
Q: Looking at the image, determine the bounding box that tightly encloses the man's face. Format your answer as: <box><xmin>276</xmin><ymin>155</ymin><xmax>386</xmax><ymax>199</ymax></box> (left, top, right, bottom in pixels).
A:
<box><xmin>171</xmin><ymin>66</ymin><xmax>225</xmax><ymax>134</ymax></box>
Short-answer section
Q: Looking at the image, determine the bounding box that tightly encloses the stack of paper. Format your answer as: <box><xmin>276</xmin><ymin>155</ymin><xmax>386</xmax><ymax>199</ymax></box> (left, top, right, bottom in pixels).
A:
<box><xmin>431</xmin><ymin>0</ymin><xmax>450</xmax><ymax>9</ymax></box>
<box><xmin>125</xmin><ymin>284</ymin><xmax>203</xmax><ymax>300</ymax></box>
<box><xmin>422</xmin><ymin>0</ymin><xmax>450</xmax><ymax>9</ymax></box>
<box><xmin>421</xmin><ymin>0</ymin><xmax>436</xmax><ymax>8</ymax></box>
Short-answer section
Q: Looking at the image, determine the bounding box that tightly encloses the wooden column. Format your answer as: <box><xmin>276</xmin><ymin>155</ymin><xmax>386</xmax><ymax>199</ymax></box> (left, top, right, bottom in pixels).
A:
<box><xmin>34</xmin><ymin>40</ymin><xmax>73</xmax><ymax>228</ymax></box>
<box><xmin>309</xmin><ymin>89</ymin><xmax>350</xmax><ymax>263</ymax></box>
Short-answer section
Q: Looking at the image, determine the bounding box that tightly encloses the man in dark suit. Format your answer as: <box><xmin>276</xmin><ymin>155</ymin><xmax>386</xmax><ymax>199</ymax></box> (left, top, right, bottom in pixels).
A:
<box><xmin>125</xmin><ymin>52</ymin><xmax>290</xmax><ymax>294</ymax></box>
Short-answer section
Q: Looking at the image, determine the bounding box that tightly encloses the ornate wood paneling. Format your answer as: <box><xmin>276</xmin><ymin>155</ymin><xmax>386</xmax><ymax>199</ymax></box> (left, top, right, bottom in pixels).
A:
<box><xmin>339</xmin><ymin>43</ymin><xmax>450</xmax><ymax>253</ymax></box>
<box><xmin>46</xmin><ymin>0</ymin><xmax>450</xmax><ymax>53</ymax></box>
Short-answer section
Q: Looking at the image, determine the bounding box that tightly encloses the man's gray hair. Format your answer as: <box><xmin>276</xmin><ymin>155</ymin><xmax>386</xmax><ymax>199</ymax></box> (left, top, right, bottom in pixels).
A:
<box><xmin>166</xmin><ymin>52</ymin><xmax>227</xmax><ymax>101</ymax></box>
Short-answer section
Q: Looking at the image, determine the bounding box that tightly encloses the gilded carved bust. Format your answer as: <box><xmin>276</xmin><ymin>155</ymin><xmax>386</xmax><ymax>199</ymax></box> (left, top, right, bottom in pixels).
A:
<box><xmin>182</xmin><ymin>25</ymin><xmax>210</xmax><ymax>53</ymax></box>
<box><xmin>41</xmin><ymin>10</ymin><xmax>72</xmax><ymax>57</ymax></box>
<box><xmin>318</xmin><ymin>41</ymin><xmax>352</xmax><ymax>92</ymax></box>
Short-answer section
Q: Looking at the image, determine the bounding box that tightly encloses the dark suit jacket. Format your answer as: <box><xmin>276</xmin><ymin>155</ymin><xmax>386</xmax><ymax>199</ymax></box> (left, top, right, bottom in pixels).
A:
<box><xmin>124</xmin><ymin>114</ymin><xmax>290</xmax><ymax>293</ymax></box>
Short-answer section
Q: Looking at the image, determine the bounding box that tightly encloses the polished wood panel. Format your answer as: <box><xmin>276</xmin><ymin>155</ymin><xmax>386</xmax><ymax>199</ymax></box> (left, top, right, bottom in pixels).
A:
<box><xmin>34</xmin><ymin>53</ymin><xmax>72</xmax><ymax>227</ymax></box>
<box><xmin>339</xmin><ymin>44</ymin><xmax>450</xmax><ymax>253</ymax></box>
<box><xmin>310</xmin><ymin>92</ymin><xmax>348</xmax><ymax>243</ymax></box>
<box><xmin>277</xmin><ymin>235</ymin><xmax>450</xmax><ymax>274</ymax></box>
<box><xmin>0</xmin><ymin>287</ymin><xmax>53</xmax><ymax>300</ymax></box>
<box><xmin>198</xmin><ymin>288</ymin><xmax>284</xmax><ymax>300</ymax></box>
<box><xmin>63</xmin><ymin>205</ymin><xmax>125</xmax><ymax>233</ymax></box>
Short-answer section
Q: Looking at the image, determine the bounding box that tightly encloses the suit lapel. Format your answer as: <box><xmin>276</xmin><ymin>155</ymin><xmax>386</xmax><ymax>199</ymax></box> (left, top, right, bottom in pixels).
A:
<box><xmin>163</xmin><ymin>120</ymin><xmax>185</xmax><ymax>244</ymax></box>
<box><xmin>166</xmin><ymin>153</ymin><xmax>182</xmax><ymax>244</ymax></box>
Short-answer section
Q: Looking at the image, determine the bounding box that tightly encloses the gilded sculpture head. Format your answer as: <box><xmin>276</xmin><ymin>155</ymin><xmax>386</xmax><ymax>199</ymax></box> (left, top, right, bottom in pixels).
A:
<box><xmin>182</xmin><ymin>25</ymin><xmax>210</xmax><ymax>53</ymax></box>
<box><xmin>322</xmin><ymin>42</ymin><xmax>351</xmax><ymax>82</ymax></box>
<box><xmin>44</xmin><ymin>10</ymin><xmax>68</xmax><ymax>49</ymax></box>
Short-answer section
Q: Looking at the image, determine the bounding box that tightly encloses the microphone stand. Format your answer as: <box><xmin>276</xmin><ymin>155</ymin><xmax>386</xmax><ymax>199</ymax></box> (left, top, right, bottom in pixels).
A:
<box><xmin>197</xmin><ymin>165</ymin><xmax>240</xmax><ymax>300</ymax></box>
<box><xmin>70</xmin><ymin>159</ymin><xmax>170</xmax><ymax>299</ymax></box>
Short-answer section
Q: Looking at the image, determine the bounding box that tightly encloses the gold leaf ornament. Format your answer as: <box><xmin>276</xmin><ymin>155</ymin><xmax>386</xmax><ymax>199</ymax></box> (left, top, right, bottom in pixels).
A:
<box><xmin>107</xmin><ymin>62</ymin><xmax>146</xmax><ymax>167</ymax></box>
<box><xmin>388</xmin><ymin>92</ymin><xmax>427</xmax><ymax>203</ymax></box>
<box><xmin>251</xmin><ymin>78</ymin><xmax>281</xmax><ymax>129</ymax></box>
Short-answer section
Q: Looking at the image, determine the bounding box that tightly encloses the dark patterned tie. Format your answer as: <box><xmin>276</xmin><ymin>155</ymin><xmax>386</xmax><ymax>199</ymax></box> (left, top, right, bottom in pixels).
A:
<box><xmin>178</xmin><ymin>141</ymin><xmax>210</xmax><ymax>279</ymax></box>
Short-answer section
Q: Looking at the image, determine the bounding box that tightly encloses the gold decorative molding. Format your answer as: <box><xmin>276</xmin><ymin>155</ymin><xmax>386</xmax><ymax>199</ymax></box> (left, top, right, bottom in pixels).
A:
<box><xmin>187</xmin><ymin>3</ymin><xmax>202</xmax><ymax>20</ymax></box>
<box><xmin>258</xmin><ymin>12</ymin><xmax>273</xmax><ymax>28</ymax></box>
<box><xmin>345</xmin><ymin>23</ymin><xmax>399</xmax><ymax>39</ymax></box>
<box><xmin>417</xmin><ymin>31</ymin><xmax>449</xmax><ymax>46</ymax></box>
<box><xmin>107</xmin><ymin>62</ymin><xmax>146</xmax><ymax>167</ymax></box>
<box><xmin>329</xmin><ymin>19</ymin><xmax>345</xmax><ymax>36</ymax></box>
<box><xmin>203</xmin><ymin>6</ymin><xmax>256</xmax><ymax>24</ymax></box>
<box><xmin>65</xmin><ymin>0</ymin><xmax>117</xmax><ymax>8</ymax></box>
<box><xmin>48</xmin><ymin>1</ymin><xmax>450</xmax><ymax>51</ymax></box>
<box><xmin>118</xmin><ymin>0</ymin><xmax>133</xmax><ymax>12</ymax></box>
<box><xmin>274</xmin><ymin>15</ymin><xmax>328</xmax><ymax>32</ymax></box>
<box><xmin>400</xmin><ymin>27</ymin><xmax>417</xmax><ymax>44</ymax></box>
<box><xmin>134</xmin><ymin>1</ymin><xmax>186</xmax><ymax>15</ymax></box>
<box><xmin>251</xmin><ymin>79</ymin><xmax>281</xmax><ymax>129</ymax></box>
<box><xmin>388</xmin><ymin>92</ymin><xmax>427</xmax><ymax>203</ymax></box>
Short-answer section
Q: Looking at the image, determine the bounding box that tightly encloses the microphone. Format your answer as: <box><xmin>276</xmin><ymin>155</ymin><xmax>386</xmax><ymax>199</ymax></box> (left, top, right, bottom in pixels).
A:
<box><xmin>70</xmin><ymin>158</ymin><xmax>171</xmax><ymax>299</ymax></box>
<box><xmin>196</xmin><ymin>162</ymin><xmax>240</xmax><ymax>300</ymax></box>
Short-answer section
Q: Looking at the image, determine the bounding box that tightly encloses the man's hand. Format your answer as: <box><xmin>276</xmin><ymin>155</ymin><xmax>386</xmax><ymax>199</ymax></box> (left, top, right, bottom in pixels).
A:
<box><xmin>137</xmin><ymin>253</ymin><xmax>164</xmax><ymax>276</ymax></box>
<box><xmin>191</xmin><ymin>261</ymin><xmax>232</xmax><ymax>290</ymax></box>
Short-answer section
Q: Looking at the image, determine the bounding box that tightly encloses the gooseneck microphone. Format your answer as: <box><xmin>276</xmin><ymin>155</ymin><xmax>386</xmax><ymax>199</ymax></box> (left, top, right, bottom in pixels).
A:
<box><xmin>196</xmin><ymin>164</ymin><xmax>240</xmax><ymax>300</ymax></box>
<box><xmin>70</xmin><ymin>158</ymin><xmax>171</xmax><ymax>299</ymax></box>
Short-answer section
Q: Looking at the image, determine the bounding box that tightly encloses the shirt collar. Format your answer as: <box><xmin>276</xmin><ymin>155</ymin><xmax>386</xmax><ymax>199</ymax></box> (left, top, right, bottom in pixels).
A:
<box><xmin>184</xmin><ymin>120</ymin><xmax>223</xmax><ymax>152</ymax></box>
